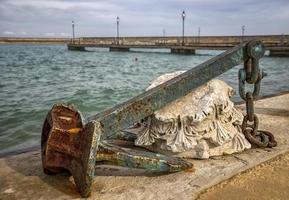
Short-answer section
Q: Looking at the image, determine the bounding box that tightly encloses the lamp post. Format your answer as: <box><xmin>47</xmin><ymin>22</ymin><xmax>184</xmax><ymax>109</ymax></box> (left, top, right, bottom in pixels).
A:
<box><xmin>198</xmin><ymin>27</ymin><xmax>201</xmax><ymax>43</ymax></box>
<box><xmin>72</xmin><ymin>20</ymin><xmax>75</xmax><ymax>44</ymax></box>
<box><xmin>116</xmin><ymin>16</ymin><xmax>120</xmax><ymax>45</ymax></box>
<box><xmin>182</xmin><ymin>11</ymin><xmax>186</xmax><ymax>45</ymax></box>
<box><xmin>242</xmin><ymin>25</ymin><xmax>245</xmax><ymax>42</ymax></box>
<box><xmin>163</xmin><ymin>28</ymin><xmax>166</xmax><ymax>44</ymax></box>
<box><xmin>281</xmin><ymin>33</ymin><xmax>284</xmax><ymax>45</ymax></box>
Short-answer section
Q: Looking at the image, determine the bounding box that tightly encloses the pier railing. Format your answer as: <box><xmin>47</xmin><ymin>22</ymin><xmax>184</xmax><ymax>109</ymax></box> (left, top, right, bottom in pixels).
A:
<box><xmin>68</xmin><ymin>35</ymin><xmax>289</xmax><ymax>47</ymax></box>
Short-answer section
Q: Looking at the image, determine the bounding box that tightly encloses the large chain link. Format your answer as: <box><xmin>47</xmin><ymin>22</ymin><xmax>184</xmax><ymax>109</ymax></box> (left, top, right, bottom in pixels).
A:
<box><xmin>238</xmin><ymin>40</ymin><xmax>277</xmax><ymax>148</ymax></box>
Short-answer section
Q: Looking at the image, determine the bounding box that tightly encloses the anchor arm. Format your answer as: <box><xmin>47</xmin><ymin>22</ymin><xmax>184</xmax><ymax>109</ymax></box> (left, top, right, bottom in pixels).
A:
<box><xmin>96</xmin><ymin>140</ymin><xmax>192</xmax><ymax>172</ymax></box>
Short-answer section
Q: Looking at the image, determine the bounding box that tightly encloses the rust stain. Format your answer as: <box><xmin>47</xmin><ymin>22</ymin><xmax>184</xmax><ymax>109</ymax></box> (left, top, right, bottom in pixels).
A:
<box><xmin>59</xmin><ymin>116</ymin><xmax>73</xmax><ymax>121</ymax></box>
<box><xmin>184</xmin><ymin>166</ymin><xmax>195</xmax><ymax>173</ymax></box>
<box><xmin>67</xmin><ymin>128</ymin><xmax>82</xmax><ymax>135</ymax></box>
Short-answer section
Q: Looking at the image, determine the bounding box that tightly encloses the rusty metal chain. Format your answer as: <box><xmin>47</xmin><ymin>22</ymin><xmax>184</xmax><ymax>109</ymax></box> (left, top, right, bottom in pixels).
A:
<box><xmin>238</xmin><ymin>41</ymin><xmax>277</xmax><ymax>148</ymax></box>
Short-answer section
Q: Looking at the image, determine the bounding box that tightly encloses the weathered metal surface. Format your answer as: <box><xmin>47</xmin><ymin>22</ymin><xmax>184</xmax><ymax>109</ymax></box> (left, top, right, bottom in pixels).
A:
<box><xmin>42</xmin><ymin>104</ymin><xmax>101</xmax><ymax>196</ymax></box>
<box><xmin>88</xmin><ymin>43</ymin><xmax>246</xmax><ymax>139</ymax></box>
<box><xmin>238</xmin><ymin>40</ymin><xmax>277</xmax><ymax>148</ymax></box>
<box><xmin>42</xmin><ymin>104</ymin><xmax>193</xmax><ymax>197</ymax></box>
<box><xmin>42</xmin><ymin>41</ymin><xmax>269</xmax><ymax>197</ymax></box>
<box><xmin>97</xmin><ymin>140</ymin><xmax>192</xmax><ymax>172</ymax></box>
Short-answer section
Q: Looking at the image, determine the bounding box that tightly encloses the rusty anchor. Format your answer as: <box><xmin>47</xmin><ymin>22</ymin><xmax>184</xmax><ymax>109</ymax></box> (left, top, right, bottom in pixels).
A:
<box><xmin>42</xmin><ymin>104</ymin><xmax>192</xmax><ymax>197</ymax></box>
<box><xmin>42</xmin><ymin>41</ymin><xmax>273</xmax><ymax>197</ymax></box>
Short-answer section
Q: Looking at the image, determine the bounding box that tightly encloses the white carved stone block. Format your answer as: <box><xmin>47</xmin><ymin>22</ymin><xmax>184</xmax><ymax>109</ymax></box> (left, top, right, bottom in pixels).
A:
<box><xmin>129</xmin><ymin>71</ymin><xmax>251</xmax><ymax>159</ymax></box>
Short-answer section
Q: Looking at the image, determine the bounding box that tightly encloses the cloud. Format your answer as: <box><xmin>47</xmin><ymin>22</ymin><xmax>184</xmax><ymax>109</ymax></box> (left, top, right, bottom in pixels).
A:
<box><xmin>0</xmin><ymin>0</ymin><xmax>288</xmax><ymax>37</ymax></box>
<box><xmin>44</xmin><ymin>32</ymin><xmax>55</xmax><ymax>36</ymax></box>
<box><xmin>7</xmin><ymin>0</ymin><xmax>120</xmax><ymax>11</ymax></box>
<box><xmin>3</xmin><ymin>31</ymin><xmax>15</xmax><ymax>35</ymax></box>
<box><xmin>60</xmin><ymin>32</ymin><xmax>70</xmax><ymax>37</ymax></box>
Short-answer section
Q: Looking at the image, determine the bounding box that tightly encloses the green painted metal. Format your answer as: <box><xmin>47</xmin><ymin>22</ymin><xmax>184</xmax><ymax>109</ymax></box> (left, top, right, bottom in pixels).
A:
<box><xmin>89</xmin><ymin>43</ymin><xmax>247</xmax><ymax>139</ymax></box>
<box><xmin>96</xmin><ymin>140</ymin><xmax>192</xmax><ymax>172</ymax></box>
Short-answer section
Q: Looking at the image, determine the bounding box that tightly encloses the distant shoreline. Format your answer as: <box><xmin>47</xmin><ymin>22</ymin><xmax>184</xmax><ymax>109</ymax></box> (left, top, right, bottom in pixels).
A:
<box><xmin>0</xmin><ymin>37</ymin><xmax>71</xmax><ymax>44</ymax></box>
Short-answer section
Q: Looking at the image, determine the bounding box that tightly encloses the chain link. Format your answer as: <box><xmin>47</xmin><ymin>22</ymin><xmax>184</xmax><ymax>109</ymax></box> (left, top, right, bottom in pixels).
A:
<box><xmin>246</xmin><ymin>92</ymin><xmax>254</xmax><ymax>122</ymax></box>
<box><xmin>238</xmin><ymin>40</ymin><xmax>277</xmax><ymax>148</ymax></box>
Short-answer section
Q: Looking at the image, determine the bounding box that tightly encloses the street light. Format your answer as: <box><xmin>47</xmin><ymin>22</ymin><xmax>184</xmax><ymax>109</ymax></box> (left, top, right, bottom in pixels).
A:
<box><xmin>198</xmin><ymin>27</ymin><xmax>201</xmax><ymax>43</ymax></box>
<box><xmin>163</xmin><ymin>28</ymin><xmax>166</xmax><ymax>37</ymax></box>
<box><xmin>182</xmin><ymin>10</ymin><xmax>186</xmax><ymax>45</ymax></box>
<box><xmin>116</xmin><ymin>16</ymin><xmax>120</xmax><ymax>45</ymax></box>
<box><xmin>72</xmin><ymin>20</ymin><xmax>75</xmax><ymax>44</ymax></box>
<box><xmin>242</xmin><ymin>25</ymin><xmax>245</xmax><ymax>42</ymax></box>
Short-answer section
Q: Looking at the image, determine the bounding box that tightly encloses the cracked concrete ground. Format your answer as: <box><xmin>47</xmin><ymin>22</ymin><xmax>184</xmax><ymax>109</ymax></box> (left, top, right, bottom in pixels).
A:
<box><xmin>0</xmin><ymin>93</ymin><xmax>288</xmax><ymax>200</ymax></box>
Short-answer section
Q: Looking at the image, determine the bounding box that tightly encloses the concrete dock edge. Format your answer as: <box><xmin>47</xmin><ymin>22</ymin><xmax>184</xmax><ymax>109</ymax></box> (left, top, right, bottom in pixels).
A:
<box><xmin>0</xmin><ymin>92</ymin><xmax>288</xmax><ymax>200</ymax></box>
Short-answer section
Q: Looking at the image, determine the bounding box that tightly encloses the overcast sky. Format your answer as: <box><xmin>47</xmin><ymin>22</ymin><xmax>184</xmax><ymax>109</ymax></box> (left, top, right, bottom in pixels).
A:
<box><xmin>0</xmin><ymin>0</ymin><xmax>289</xmax><ymax>37</ymax></box>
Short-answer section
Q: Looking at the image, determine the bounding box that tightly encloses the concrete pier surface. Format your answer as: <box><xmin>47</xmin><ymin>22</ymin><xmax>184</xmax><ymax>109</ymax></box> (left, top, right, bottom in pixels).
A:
<box><xmin>0</xmin><ymin>93</ymin><xmax>289</xmax><ymax>200</ymax></box>
<box><xmin>198</xmin><ymin>151</ymin><xmax>289</xmax><ymax>200</ymax></box>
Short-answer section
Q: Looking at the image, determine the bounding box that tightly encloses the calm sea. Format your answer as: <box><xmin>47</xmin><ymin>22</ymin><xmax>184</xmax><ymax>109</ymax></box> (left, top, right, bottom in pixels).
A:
<box><xmin>0</xmin><ymin>44</ymin><xmax>288</xmax><ymax>155</ymax></box>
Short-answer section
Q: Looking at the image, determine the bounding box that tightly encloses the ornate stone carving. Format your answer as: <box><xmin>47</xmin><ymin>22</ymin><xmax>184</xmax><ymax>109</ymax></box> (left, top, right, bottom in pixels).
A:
<box><xmin>129</xmin><ymin>71</ymin><xmax>251</xmax><ymax>159</ymax></box>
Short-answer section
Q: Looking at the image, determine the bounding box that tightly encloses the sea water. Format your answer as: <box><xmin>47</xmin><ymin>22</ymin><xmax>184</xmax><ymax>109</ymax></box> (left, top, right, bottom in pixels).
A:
<box><xmin>0</xmin><ymin>44</ymin><xmax>288</xmax><ymax>154</ymax></box>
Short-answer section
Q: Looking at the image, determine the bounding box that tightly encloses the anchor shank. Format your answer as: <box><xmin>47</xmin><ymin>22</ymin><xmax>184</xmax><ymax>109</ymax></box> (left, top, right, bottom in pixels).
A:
<box><xmin>96</xmin><ymin>140</ymin><xmax>192</xmax><ymax>172</ymax></box>
<box><xmin>89</xmin><ymin>43</ymin><xmax>249</xmax><ymax>139</ymax></box>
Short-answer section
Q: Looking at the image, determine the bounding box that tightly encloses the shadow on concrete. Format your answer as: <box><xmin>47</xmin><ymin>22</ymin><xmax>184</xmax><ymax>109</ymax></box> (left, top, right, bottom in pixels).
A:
<box><xmin>4</xmin><ymin>151</ymin><xmax>80</xmax><ymax>198</ymax></box>
<box><xmin>94</xmin><ymin>165</ymin><xmax>169</xmax><ymax>177</ymax></box>
<box><xmin>255</xmin><ymin>107</ymin><xmax>289</xmax><ymax>117</ymax></box>
<box><xmin>3</xmin><ymin>150</ymin><xmax>171</xmax><ymax>198</ymax></box>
